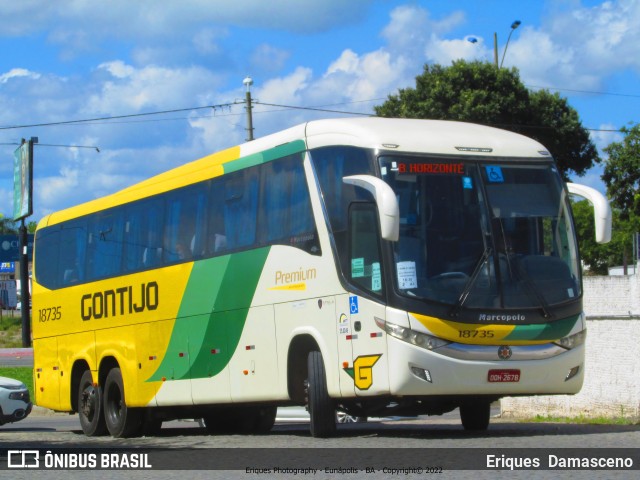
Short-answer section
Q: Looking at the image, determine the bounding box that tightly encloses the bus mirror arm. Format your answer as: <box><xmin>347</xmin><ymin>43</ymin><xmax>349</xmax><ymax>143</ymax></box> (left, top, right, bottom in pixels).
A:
<box><xmin>343</xmin><ymin>175</ymin><xmax>400</xmax><ymax>242</ymax></box>
<box><xmin>566</xmin><ymin>182</ymin><xmax>612</xmax><ymax>244</ymax></box>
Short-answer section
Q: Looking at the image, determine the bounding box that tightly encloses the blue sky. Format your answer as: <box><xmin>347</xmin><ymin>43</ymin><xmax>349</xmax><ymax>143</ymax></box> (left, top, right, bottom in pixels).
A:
<box><xmin>1</xmin><ymin>0</ymin><xmax>638</xmax><ymax>222</ymax></box>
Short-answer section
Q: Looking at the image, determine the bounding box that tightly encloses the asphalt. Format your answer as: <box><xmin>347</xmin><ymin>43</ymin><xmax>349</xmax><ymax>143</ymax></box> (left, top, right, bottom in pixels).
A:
<box><xmin>0</xmin><ymin>347</ymin><xmax>33</xmax><ymax>367</ymax></box>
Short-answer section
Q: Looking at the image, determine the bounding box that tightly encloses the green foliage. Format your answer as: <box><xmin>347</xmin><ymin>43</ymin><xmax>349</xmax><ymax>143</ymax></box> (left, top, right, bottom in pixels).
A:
<box><xmin>527</xmin><ymin>413</ymin><xmax>638</xmax><ymax>425</ymax></box>
<box><xmin>0</xmin><ymin>214</ymin><xmax>18</xmax><ymax>234</ymax></box>
<box><xmin>572</xmin><ymin>200</ymin><xmax>637</xmax><ymax>275</ymax></box>
<box><xmin>603</xmin><ymin>123</ymin><xmax>640</xmax><ymax>219</ymax></box>
<box><xmin>0</xmin><ymin>313</ymin><xmax>23</xmax><ymax>348</ymax></box>
<box><xmin>375</xmin><ymin>60</ymin><xmax>599</xmax><ymax>179</ymax></box>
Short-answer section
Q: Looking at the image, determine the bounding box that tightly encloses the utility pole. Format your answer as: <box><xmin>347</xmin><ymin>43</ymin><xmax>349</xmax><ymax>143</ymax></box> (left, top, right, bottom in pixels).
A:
<box><xmin>243</xmin><ymin>76</ymin><xmax>254</xmax><ymax>141</ymax></box>
<box><xmin>13</xmin><ymin>136</ymin><xmax>37</xmax><ymax>347</ymax></box>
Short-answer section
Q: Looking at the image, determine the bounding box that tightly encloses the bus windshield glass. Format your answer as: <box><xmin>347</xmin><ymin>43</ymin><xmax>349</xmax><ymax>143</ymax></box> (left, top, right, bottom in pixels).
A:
<box><xmin>379</xmin><ymin>156</ymin><xmax>581</xmax><ymax>310</ymax></box>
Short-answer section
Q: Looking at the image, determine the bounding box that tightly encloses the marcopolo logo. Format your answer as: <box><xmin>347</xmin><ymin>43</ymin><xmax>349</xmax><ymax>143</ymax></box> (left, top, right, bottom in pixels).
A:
<box><xmin>478</xmin><ymin>313</ymin><xmax>526</xmax><ymax>322</ymax></box>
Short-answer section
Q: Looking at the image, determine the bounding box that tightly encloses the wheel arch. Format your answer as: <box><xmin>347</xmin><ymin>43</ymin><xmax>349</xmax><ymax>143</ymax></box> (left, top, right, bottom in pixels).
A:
<box><xmin>70</xmin><ymin>360</ymin><xmax>91</xmax><ymax>412</ymax></box>
<box><xmin>98</xmin><ymin>356</ymin><xmax>120</xmax><ymax>388</ymax></box>
<box><xmin>286</xmin><ymin>333</ymin><xmax>321</xmax><ymax>404</ymax></box>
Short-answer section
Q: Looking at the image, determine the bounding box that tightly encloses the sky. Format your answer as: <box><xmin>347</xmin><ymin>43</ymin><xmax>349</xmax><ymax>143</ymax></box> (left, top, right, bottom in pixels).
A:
<box><xmin>1</xmin><ymin>0</ymin><xmax>639</xmax><ymax>223</ymax></box>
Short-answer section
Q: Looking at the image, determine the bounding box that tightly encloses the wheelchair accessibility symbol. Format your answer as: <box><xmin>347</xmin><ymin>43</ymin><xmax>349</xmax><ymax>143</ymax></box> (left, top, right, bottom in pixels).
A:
<box><xmin>485</xmin><ymin>165</ymin><xmax>504</xmax><ymax>183</ymax></box>
<box><xmin>349</xmin><ymin>296</ymin><xmax>359</xmax><ymax>314</ymax></box>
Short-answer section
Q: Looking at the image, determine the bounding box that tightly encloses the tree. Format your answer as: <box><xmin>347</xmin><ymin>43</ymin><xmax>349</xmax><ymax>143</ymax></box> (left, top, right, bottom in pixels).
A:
<box><xmin>602</xmin><ymin>123</ymin><xmax>640</xmax><ymax>219</ymax></box>
<box><xmin>375</xmin><ymin>60</ymin><xmax>599</xmax><ymax>179</ymax></box>
<box><xmin>0</xmin><ymin>214</ymin><xmax>18</xmax><ymax>234</ymax></box>
<box><xmin>572</xmin><ymin>201</ymin><xmax>635</xmax><ymax>275</ymax></box>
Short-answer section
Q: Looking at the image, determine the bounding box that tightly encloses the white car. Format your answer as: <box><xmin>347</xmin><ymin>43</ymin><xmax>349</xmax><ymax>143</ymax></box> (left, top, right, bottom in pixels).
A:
<box><xmin>0</xmin><ymin>376</ymin><xmax>32</xmax><ymax>425</ymax></box>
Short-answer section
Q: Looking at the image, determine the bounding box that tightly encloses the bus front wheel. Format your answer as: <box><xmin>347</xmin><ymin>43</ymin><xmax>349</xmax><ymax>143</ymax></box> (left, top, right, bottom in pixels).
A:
<box><xmin>78</xmin><ymin>370</ymin><xmax>107</xmax><ymax>436</ymax></box>
<box><xmin>103</xmin><ymin>367</ymin><xmax>142</xmax><ymax>438</ymax></box>
<box><xmin>306</xmin><ymin>351</ymin><xmax>336</xmax><ymax>438</ymax></box>
<box><xmin>459</xmin><ymin>401</ymin><xmax>491</xmax><ymax>431</ymax></box>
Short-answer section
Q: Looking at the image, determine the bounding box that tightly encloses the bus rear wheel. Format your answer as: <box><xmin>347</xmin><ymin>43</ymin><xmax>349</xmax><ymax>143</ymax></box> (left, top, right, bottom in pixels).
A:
<box><xmin>307</xmin><ymin>351</ymin><xmax>336</xmax><ymax>438</ymax></box>
<box><xmin>103</xmin><ymin>367</ymin><xmax>141</xmax><ymax>438</ymax></box>
<box><xmin>459</xmin><ymin>401</ymin><xmax>491</xmax><ymax>431</ymax></box>
<box><xmin>78</xmin><ymin>370</ymin><xmax>107</xmax><ymax>436</ymax></box>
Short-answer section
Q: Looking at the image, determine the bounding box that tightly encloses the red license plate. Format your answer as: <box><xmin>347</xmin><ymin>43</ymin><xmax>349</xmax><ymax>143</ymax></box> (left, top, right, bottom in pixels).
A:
<box><xmin>488</xmin><ymin>369</ymin><xmax>520</xmax><ymax>382</ymax></box>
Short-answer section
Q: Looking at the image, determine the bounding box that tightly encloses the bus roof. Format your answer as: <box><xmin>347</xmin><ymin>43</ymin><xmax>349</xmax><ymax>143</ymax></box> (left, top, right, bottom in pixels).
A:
<box><xmin>39</xmin><ymin>117</ymin><xmax>551</xmax><ymax>228</ymax></box>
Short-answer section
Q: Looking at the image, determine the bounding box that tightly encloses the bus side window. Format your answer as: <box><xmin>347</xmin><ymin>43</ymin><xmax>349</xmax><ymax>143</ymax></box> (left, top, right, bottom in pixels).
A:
<box><xmin>34</xmin><ymin>227</ymin><xmax>59</xmax><ymax>289</ymax></box>
<box><xmin>87</xmin><ymin>211</ymin><xmax>124</xmax><ymax>280</ymax></box>
<box><xmin>60</xmin><ymin>220</ymin><xmax>87</xmax><ymax>285</ymax></box>
<box><xmin>208</xmin><ymin>177</ymin><xmax>227</xmax><ymax>254</ymax></box>
<box><xmin>164</xmin><ymin>184</ymin><xmax>208</xmax><ymax>263</ymax></box>
<box><xmin>125</xmin><ymin>199</ymin><xmax>164</xmax><ymax>271</ymax></box>
<box><xmin>224</xmin><ymin>169</ymin><xmax>259</xmax><ymax>251</ymax></box>
<box><xmin>259</xmin><ymin>154</ymin><xmax>320</xmax><ymax>254</ymax></box>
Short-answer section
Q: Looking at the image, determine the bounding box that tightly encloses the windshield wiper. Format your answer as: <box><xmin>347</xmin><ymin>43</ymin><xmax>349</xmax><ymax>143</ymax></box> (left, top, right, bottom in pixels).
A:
<box><xmin>449</xmin><ymin>247</ymin><xmax>492</xmax><ymax>318</ymax></box>
<box><xmin>512</xmin><ymin>255</ymin><xmax>552</xmax><ymax>319</ymax></box>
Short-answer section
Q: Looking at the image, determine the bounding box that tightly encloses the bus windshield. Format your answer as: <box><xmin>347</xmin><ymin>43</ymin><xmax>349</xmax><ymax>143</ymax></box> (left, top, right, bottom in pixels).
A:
<box><xmin>379</xmin><ymin>156</ymin><xmax>581</xmax><ymax>311</ymax></box>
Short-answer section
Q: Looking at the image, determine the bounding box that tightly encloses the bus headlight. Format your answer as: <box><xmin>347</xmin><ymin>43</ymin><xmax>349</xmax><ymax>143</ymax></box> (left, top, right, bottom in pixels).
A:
<box><xmin>553</xmin><ymin>330</ymin><xmax>587</xmax><ymax>350</ymax></box>
<box><xmin>377</xmin><ymin>318</ymin><xmax>450</xmax><ymax>351</ymax></box>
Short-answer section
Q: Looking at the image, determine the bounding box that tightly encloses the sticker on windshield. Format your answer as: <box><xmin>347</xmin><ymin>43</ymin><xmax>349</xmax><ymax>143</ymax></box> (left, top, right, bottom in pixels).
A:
<box><xmin>372</xmin><ymin>262</ymin><xmax>382</xmax><ymax>291</ymax></box>
<box><xmin>397</xmin><ymin>261</ymin><xmax>418</xmax><ymax>289</ymax></box>
<box><xmin>485</xmin><ymin>166</ymin><xmax>504</xmax><ymax>183</ymax></box>
<box><xmin>462</xmin><ymin>176</ymin><xmax>473</xmax><ymax>189</ymax></box>
<box><xmin>351</xmin><ymin>258</ymin><xmax>365</xmax><ymax>278</ymax></box>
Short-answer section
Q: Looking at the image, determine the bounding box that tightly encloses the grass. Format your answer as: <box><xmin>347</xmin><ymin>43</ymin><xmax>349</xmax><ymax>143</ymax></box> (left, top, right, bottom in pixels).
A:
<box><xmin>525</xmin><ymin>413</ymin><xmax>639</xmax><ymax>426</ymax></box>
<box><xmin>0</xmin><ymin>312</ymin><xmax>25</xmax><ymax>348</ymax></box>
<box><xmin>0</xmin><ymin>366</ymin><xmax>34</xmax><ymax>399</ymax></box>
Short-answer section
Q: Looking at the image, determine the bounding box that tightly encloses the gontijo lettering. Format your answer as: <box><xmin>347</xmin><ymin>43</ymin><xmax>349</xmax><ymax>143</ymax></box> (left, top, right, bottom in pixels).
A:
<box><xmin>81</xmin><ymin>282</ymin><xmax>159</xmax><ymax>321</ymax></box>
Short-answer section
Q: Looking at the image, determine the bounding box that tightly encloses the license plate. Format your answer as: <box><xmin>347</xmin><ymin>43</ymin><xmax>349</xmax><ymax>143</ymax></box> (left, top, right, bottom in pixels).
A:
<box><xmin>488</xmin><ymin>369</ymin><xmax>520</xmax><ymax>382</ymax></box>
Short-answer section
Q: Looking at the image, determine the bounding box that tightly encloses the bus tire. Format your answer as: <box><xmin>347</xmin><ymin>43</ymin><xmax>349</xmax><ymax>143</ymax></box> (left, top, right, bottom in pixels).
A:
<box><xmin>78</xmin><ymin>370</ymin><xmax>107</xmax><ymax>436</ymax></box>
<box><xmin>103</xmin><ymin>367</ymin><xmax>142</xmax><ymax>438</ymax></box>
<box><xmin>307</xmin><ymin>351</ymin><xmax>336</xmax><ymax>438</ymax></box>
<box><xmin>460</xmin><ymin>401</ymin><xmax>491</xmax><ymax>431</ymax></box>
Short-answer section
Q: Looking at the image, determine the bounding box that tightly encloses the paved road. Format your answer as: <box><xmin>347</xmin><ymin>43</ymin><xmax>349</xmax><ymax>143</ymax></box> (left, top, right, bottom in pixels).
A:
<box><xmin>2</xmin><ymin>351</ymin><xmax>638</xmax><ymax>478</ymax></box>
<box><xmin>2</xmin><ymin>408</ymin><xmax>639</xmax><ymax>479</ymax></box>
<box><xmin>0</xmin><ymin>347</ymin><xmax>32</xmax><ymax>367</ymax></box>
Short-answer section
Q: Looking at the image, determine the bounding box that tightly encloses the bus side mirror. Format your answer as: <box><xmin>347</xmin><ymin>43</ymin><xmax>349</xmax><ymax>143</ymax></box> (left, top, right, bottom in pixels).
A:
<box><xmin>343</xmin><ymin>175</ymin><xmax>399</xmax><ymax>242</ymax></box>
<box><xmin>567</xmin><ymin>182</ymin><xmax>612</xmax><ymax>244</ymax></box>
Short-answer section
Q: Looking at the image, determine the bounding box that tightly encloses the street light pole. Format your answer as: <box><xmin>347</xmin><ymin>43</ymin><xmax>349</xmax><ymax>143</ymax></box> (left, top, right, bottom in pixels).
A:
<box><xmin>243</xmin><ymin>76</ymin><xmax>254</xmax><ymax>141</ymax></box>
<box><xmin>500</xmin><ymin>20</ymin><xmax>521</xmax><ymax>68</ymax></box>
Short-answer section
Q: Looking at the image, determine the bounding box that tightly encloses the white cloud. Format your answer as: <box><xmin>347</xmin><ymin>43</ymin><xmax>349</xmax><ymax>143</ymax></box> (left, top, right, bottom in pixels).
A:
<box><xmin>250</xmin><ymin>44</ymin><xmax>290</xmax><ymax>74</ymax></box>
<box><xmin>3</xmin><ymin>1</ymin><xmax>639</xmax><ymax>220</ymax></box>
<box><xmin>505</xmin><ymin>0</ymin><xmax>640</xmax><ymax>89</ymax></box>
<box><xmin>87</xmin><ymin>61</ymin><xmax>224</xmax><ymax>113</ymax></box>
<box><xmin>0</xmin><ymin>68</ymin><xmax>40</xmax><ymax>83</ymax></box>
<box><xmin>0</xmin><ymin>1</ymin><xmax>375</xmax><ymax>40</ymax></box>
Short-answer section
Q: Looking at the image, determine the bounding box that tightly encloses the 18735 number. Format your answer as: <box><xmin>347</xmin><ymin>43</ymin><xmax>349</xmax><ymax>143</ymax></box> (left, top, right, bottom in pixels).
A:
<box><xmin>39</xmin><ymin>306</ymin><xmax>62</xmax><ymax>322</ymax></box>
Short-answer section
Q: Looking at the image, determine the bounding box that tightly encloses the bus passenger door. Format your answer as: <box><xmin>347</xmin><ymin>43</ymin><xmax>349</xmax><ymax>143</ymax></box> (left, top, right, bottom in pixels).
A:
<box><xmin>342</xmin><ymin>295</ymin><xmax>389</xmax><ymax>397</ymax></box>
<box><xmin>341</xmin><ymin>202</ymin><xmax>391</xmax><ymax>397</ymax></box>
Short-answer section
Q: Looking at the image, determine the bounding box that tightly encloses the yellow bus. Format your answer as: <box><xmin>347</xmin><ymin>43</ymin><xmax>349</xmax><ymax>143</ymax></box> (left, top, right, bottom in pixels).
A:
<box><xmin>32</xmin><ymin>117</ymin><xmax>611</xmax><ymax>438</ymax></box>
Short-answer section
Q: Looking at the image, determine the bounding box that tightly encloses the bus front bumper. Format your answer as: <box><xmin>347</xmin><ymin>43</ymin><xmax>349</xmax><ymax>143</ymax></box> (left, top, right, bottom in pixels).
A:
<box><xmin>386</xmin><ymin>336</ymin><xmax>585</xmax><ymax>397</ymax></box>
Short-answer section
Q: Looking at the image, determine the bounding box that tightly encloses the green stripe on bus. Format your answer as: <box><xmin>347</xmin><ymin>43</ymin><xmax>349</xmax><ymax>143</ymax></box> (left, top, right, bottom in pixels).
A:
<box><xmin>223</xmin><ymin>140</ymin><xmax>306</xmax><ymax>174</ymax></box>
<box><xmin>503</xmin><ymin>314</ymin><xmax>580</xmax><ymax>341</ymax></box>
<box><xmin>147</xmin><ymin>247</ymin><xmax>270</xmax><ymax>382</ymax></box>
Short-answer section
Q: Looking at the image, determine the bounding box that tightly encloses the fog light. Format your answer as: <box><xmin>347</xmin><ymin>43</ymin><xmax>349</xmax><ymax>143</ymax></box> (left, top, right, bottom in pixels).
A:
<box><xmin>565</xmin><ymin>366</ymin><xmax>580</xmax><ymax>381</ymax></box>
<box><xmin>410</xmin><ymin>366</ymin><xmax>432</xmax><ymax>383</ymax></box>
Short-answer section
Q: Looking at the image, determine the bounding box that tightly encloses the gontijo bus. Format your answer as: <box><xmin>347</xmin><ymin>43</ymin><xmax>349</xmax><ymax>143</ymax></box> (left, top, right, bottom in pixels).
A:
<box><xmin>32</xmin><ymin>118</ymin><xmax>611</xmax><ymax>438</ymax></box>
